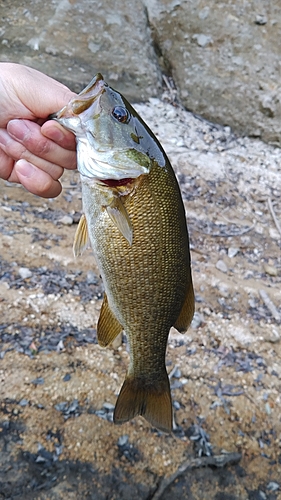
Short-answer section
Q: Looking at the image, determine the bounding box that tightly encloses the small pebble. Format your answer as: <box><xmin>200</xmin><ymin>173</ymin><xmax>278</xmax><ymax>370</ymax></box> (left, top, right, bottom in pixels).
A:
<box><xmin>86</xmin><ymin>270</ymin><xmax>98</xmax><ymax>285</ymax></box>
<box><xmin>267</xmin><ymin>482</ymin><xmax>279</xmax><ymax>491</ymax></box>
<box><xmin>18</xmin><ymin>267</ymin><xmax>33</xmax><ymax>279</ymax></box>
<box><xmin>103</xmin><ymin>402</ymin><xmax>115</xmax><ymax>411</ymax></box>
<box><xmin>118</xmin><ymin>434</ymin><xmax>129</xmax><ymax>447</ymax></box>
<box><xmin>228</xmin><ymin>247</ymin><xmax>239</xmax><ymax>258</ymax></box>
<box><xmin>63</xmin><ymin>373</ymin><xmax>71</xmax><ymax>382</ymax></box>
<box><xmin>18</xmin><ymin>399</ymin><xmax>29</xmax><ymax>407</ymax></box>
<box><xmin>55</xmin><ymin>444</ymin><xmax>63</xmax><ymax>456</ymax></box>
<box><xmin>67</xmin><ymin>399</ymin><xmax>79</xmax><ymax>412</ymax></box>
<box><xmin>170</xmin><ymin>380</ymin><xmax>183</xmax><ymax>390</ymax></box>
<box><xmin>269</xmin><ymin>228</ymin><xmax>280</xmax><ymax>239</ymax></box>
<box><xmin>265</xmin><ymin>402</ymin><xmax>271</xmax><ymax>415</ymax></box>
<box><xmin>173</xmin><ymin>401</ymin><xmax>181</xmax><ymax>410</ymax></box>
<box><xmin>95</xmin><ymin>410</ymin><xmax>107</xmax><ymax>420</ymax></box>
<box><xmin>198</xmin><ymin>7</ymin><xmax>209</xmax><ymax>20</ymax></box>
<box><xmin>54</xmin><ymin>402</ymin><xmax>68</xmax><ymax>412</ymax></box>
<box><xmin>59</xmin><ymin>215</ymin><xmax>73</xmax><ymax>225</ymax></box>
<box><xmin>216</xmin><ymin>260</ymin><xmax>228</xmax><ymax>273</ymax></box>
<box><xmin>193</xmin><ymin>33</ymin><xmax>212</xmax><ymax>47</ymax></box>
<box><xmin>180</xmin><ymin>377</ymin><xmax>189</xmax><ymax>385</ymax></box>
<box><xmin>191</xmin><ymin>312</ymin><xmax>204</xmax><ymax>329</ymax></box>
<box><xmin>56</xmin><ymin>340</ymin><xmax>64</xmax><ymax>352</ymax></box>
<box><xmin>263</xmin><ymin>264</ymin><xmax>278</xmax><ymax>276</ymax></box>
<box><xmin>35</xmin><ymin>455</ymin><xmax>47</xmax><ymax>463</ymax></box>
<box><xmin>173</xmin><ymin>367</ymin><xmax>182</xmax><ymax>379</ymax></box>
<box><xmin>255</xmin><ymin>14</ymin><xmax>267</xmax><ymax>25</ymax></box>
<box><xmin>31</xmin><ymin>377</ymin><xmax>44</xmax><ymax>385</ymax></box>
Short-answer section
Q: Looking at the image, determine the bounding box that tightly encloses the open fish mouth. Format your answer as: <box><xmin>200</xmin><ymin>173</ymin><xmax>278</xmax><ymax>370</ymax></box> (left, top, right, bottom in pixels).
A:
<box><xmin>51</xmin><ymin>73</ymin><xmax>105</xmax><ymax>126</ymax></box>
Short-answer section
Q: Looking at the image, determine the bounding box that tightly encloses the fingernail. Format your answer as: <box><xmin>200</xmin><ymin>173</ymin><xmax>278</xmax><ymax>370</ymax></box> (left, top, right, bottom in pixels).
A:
<box><xmin>16</xmin><ymin>159</ymin><xmax>35</xmax><ymax>178</ymax></box>
<box><xmin>8</xmin><ymin>120</ymin><xmax>30</xmax><ymax>141</ymax></box>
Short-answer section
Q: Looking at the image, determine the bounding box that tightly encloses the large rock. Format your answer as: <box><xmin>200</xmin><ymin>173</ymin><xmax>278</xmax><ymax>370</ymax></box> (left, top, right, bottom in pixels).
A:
<box><xmin>0</xmin><ymin>0</ymin><xmax>161</xmax><ymax>100</ymax></box>
<box><xmin>1</xmin><ymin>0</ymin><xmax>281</xmax><ymax>143</ymax></box>
<box><xmin>145</xmin><ymin>0</ymin><xmax>281</xmax><ymax>144</ymax></box>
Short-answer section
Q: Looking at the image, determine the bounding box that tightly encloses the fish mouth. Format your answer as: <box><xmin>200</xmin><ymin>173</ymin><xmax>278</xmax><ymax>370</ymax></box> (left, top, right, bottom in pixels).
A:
<box><xmin>51</xmin><ymin>73</ymin><xmax>105</xmax><ymax>122</ymax></box>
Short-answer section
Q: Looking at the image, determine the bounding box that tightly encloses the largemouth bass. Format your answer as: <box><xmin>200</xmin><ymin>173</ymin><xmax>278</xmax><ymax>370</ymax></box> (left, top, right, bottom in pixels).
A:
<box><xmin>53</xmin><ymin>74</ymin><xmax>194</xmax><ymax>433</ymax></box>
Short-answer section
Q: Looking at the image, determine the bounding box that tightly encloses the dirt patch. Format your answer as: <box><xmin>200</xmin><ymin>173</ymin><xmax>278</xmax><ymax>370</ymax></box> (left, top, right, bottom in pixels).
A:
<box><xmin>0</xmin><ymin>100</ymin><xmax>281</xmax><ymax>499</ymax></box>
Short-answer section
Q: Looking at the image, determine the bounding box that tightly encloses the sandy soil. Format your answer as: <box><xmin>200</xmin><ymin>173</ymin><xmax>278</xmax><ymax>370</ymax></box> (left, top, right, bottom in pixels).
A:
<box><xmin>0</xmin><ymin>99</ymin><xmax>281</xmax><ymax>499</ymax></box>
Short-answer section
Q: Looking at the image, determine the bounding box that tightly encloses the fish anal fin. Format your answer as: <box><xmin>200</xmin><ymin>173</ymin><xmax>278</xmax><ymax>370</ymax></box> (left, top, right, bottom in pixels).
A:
<box><xmin>73</xmin><ymin>214</ymin><xmax>90</xmax><ymax>257</ymax></box>
<box><xmin>106</xmin><ymin>197</ymin><xmax>133</xmax><ymax>246</ymax></box>
<box><xmin>113</xmin><ymin>373</ymin><xmax>172</xmax><ymax>433</ymax></box>
<box><xmin>97</xmin><ymin>293</ymin><xmax>123</xmax><ymax>347</ymax></box>
<box><xmin>174</xmin><ymin>281</ymin><xmax>195</xmax><ymax>333</ymax></box>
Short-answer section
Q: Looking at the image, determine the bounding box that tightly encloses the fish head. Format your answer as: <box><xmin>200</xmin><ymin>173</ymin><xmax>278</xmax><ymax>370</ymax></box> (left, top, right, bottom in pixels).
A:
<box><xmin>54</xmin><ymin>73</ymin><xmax>165</xmax><ymax>181</ymax></box>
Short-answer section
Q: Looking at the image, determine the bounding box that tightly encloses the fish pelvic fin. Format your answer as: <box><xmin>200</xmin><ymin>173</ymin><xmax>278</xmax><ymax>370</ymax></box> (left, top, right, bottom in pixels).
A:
<box><xmin>106</xmin><ymin>196</ymin><xmax>133</xmax><ymax>246</ymax></box>
<box><xmin>113</xmin><ymin>372</ymin><xmax>172</xmax><ymax>433</ymax></box>
<box><xmin>97</xmin><ymin>293</ymin><xmax>123</xmax><ymax>347</ymax></box>
<box><xmin>73</xmin><ymin>214</ymin><xmax>91</xmax><ymax>257</ymax></box>
<box><xmin>174</xmin><ymin>280</ymin><xmax>195</xmax><ymax>333</ymax></box>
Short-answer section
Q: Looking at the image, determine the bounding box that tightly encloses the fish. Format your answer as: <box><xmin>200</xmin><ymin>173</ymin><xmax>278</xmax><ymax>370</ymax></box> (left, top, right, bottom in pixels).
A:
<box><xmin>53</xmin><ymin>73</ymin><xmax>195</xmax><ymax>433</ymax></box>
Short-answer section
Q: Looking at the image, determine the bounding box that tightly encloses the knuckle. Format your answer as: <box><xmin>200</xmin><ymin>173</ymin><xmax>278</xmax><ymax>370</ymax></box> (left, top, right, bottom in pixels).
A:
<box><xmin>29</xmin><ymin>137</ymin><xmax>51</xmax><ymax>157</ymax></box>
<box><xmin>6</xmin><ymin>140</ymin><xmax>26</xmax><ymax>161</ymax></box>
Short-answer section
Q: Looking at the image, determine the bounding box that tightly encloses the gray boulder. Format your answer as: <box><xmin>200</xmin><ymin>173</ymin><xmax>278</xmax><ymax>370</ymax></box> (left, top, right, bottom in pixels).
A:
<box><xmin>145</xmin><ymin>0</ymin><xmax>281</xmax><ymax>143</ymax></box>
<box><xmin>0</xmin><ymin>0</ymin><xmax>161</xmax><ymax>99</ymax></box>
<box><xmin>1</xmin><ymin>0</ymin><xmax>281</xmax><ymax>143</ymax></box>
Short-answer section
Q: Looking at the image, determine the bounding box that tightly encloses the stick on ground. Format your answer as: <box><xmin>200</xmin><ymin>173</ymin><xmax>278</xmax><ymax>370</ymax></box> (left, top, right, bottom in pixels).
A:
<box><xmin>151</xmin><ymin>452</ymin><xmax>242</xmax><ymax>500</ymax></box>
<box><xmin>268</xmin><ymin>198</ymin><xmax>281</xmax><ymax>237</ymax></box>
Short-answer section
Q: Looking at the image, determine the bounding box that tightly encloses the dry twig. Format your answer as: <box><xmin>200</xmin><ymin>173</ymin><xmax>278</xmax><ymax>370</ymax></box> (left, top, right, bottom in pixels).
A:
<box><xmin>259</xmin><ymin>289</ymin><xmax>281</xmax><ymax>323</ymax></box>
<box><xmin>268</xmin><ymin>198</ymin><xmax>281</xmax><ymax>237</ymax></box>
<box><xmin>168</xmin><ymin>364</ymin><xmax>179</xmax><ymax>380</ymax></box>
<box><xmin>151</xmin><ymin>452</ymin><xmax>242</xmax><ymax>500</ymax></box>
<box><xmin>200</xmin><ymin>224</ymin><xmax>255</xmax><ymax>237</ymax></box>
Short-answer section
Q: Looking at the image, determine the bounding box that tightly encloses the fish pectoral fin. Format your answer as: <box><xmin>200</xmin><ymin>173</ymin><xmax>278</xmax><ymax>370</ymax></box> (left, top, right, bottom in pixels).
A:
<box><xmin>73</xmin><ymin>214</ymin><xmax>91</xmax><ymax>257</ymax></box>
<box><xmin>173</xmin><ymin>280</ymin><xmax>195</xmax><ymax>333</ymax></box>
<box><xmin>97</xmin><ymin>293</ymin><xmax>123</xmax><ymax>347</ymax></box>
<box><xmin>106</xmin><ymin>197</ymin><xmax>133</xmax><ymax>246</ymax></box>
<box><xmin>113</xmin><ymin>372</ymin><xmax>172</xmax><ymax>433</ymax></box>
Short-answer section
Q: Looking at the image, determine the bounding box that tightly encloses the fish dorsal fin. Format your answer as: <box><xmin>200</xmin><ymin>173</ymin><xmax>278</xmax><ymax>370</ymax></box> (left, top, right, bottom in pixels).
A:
<box><xmin>173</xmin><ymin>281</ymin><xmax>195</xmax><ymax>333</ymax></box>
<box><xmin>106</xmin><ymin>196</ymin><xmax>133</xmax><ymax>246</ymax></box>
<box><xmin>73</xmin><ymin>214</ymin><xmax>91</xmax><ymax>257</ymax></box>
<box><xmin>97</xmin><ymin>293</ymin><xmax>123</xmax><ymax>347</ymax></box>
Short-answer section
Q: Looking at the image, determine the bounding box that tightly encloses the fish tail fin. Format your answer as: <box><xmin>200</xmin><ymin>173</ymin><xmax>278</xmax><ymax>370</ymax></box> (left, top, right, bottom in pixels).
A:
<box><xmin>113</xmin><ymin>372</ymin><xmax>172</xmax><ymax>433</ymax></box>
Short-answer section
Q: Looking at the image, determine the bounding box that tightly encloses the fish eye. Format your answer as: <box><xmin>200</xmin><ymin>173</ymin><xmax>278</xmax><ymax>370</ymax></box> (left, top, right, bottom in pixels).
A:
<box><xmin>112</xmin><ymin>106</ymin><xmax>129</xmax><ymax>123</ymax></box>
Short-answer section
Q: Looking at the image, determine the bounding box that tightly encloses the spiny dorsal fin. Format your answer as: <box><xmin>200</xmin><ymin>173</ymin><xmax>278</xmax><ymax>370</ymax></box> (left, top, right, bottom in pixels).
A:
<box><xmin>173</xmin><ymin>281</ymin><xmax>195</xmax><ymax>333</ymax></box>
<box><xmin>97</xmin><ymin>293</ymin><xmax>123</xmax><ymax>347</ymax></box>
<box><xmin>73</xmin><ymin>214</ymin><xmax>90</xmax><ymax>257</ymax></box>
<box><xmin>106</xmin><ymin>197</ymin><xmax>133</xmax><ymax>246</ymax></box>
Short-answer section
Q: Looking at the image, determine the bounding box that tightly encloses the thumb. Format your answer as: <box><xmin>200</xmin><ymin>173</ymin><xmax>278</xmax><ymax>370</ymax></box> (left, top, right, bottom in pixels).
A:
<box><xmin>4</xmin><ymin>63</ymin><xmax>76</xmax><ymax>120</ymax></box>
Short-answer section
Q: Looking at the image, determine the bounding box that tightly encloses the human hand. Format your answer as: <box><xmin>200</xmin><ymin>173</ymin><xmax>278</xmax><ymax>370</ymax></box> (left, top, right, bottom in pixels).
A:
<box><xmin>0</xmin><ymin>63</ymin><xmax>77</xmax><ymax>197</ymax></box>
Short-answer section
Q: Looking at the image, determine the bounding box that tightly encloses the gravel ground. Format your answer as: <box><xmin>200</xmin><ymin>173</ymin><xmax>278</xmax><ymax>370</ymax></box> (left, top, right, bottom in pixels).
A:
<box><xmin>0</xmin><ymin>95</ymin><xmax>281</xmax><ymax>499</ymax></box>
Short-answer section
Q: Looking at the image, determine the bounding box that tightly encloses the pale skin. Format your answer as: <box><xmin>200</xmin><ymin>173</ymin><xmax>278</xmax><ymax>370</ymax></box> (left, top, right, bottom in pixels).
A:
<box><xmin>0</xmin><ymin>63</ymin><xmax>77</xmax><ymax>198</ymax></box>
